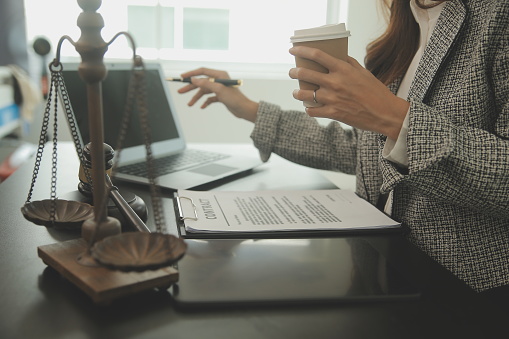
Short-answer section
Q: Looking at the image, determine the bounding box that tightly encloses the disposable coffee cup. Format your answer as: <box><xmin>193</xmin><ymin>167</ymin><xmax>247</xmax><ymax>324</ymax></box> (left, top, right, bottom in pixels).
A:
<box><xmin>290</xmin><ymin>23</ymin><xmax>350</xmax><ymax>107</ymax></box>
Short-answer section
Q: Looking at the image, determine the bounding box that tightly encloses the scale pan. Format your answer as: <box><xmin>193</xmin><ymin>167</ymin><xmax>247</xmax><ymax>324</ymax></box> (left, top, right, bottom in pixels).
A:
<box><xmin>91</xmin><ymin>232</ymin><xmax>187</xmax><ymax>271</ymax></box>
<box><xmin>21</xmin><ymin>199</ymin><xmax>94</xmax><ymax>230</ymax></box>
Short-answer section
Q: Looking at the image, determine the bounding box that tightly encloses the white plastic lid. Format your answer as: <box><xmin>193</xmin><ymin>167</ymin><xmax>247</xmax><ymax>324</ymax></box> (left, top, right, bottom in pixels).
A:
<box><xmin>290</xmin><ymin>23</ymin><xmax>350</xmax><ymax>43</ymax></box>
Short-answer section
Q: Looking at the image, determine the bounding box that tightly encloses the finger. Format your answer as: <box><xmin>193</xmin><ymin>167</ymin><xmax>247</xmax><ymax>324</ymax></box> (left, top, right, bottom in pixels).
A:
<box><xmin>346</xmin><ymin>56</ymin><xmax>364</xmax><ymax>70</ymax></box>
<box><xmin>305</xmin><ymin>106</ymin><xmax>317</xmax><ymax>117</ymax></box>
<box><xmin>305</xmin><ymin>105</ymin><xmax>336</xmax><ymax>120</ymax></box>
<box><xmin>292</xmin><ymin>88</ymin><xmax>316</xmax><ymax>103</ymax></box>
<box><xmin>181</xmin><ymin>67</ymin><xmax>229</xmax><ymax>80</ymax></box>
<box><xmin>289</xmin><ymin>46</ymin><xmax>339</xmax><ymax>71</ymax></box>
<box><xmin>188</xmin><ymin>88</ymin><xmax>207</xmax><ymax>106</ymax></box>
<box><xmin>305</xmin><ymin>105</ymin><xmax>330</xmax><ymax>118</ymax></box>
<box><xmin>191</xmin><ymin>77</ymin><xmax>228</xmax><ymax>94</ymax></box>
<box><xmin>177</xmin><ymin>83</ymin><xmax>198</xmax><ymax>94</ymax></box>
<box><xmin>180</xmin><ymin>67</ymin><xmax>212</xmax><ymax>78</ymax></box>
<box><xmin>289</xmin><ymin>67</ymin><xmax>326</xmax><ymax>89</ymax></box>
<box><xmin>201</xmin><ymin>96</ymin><xmax>219</xmax><ymax>109</ymax></box>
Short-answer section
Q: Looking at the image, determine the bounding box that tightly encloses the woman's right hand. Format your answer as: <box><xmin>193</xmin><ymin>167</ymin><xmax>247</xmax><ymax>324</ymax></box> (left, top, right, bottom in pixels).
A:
<box><xmin>177</xmin><ymin>68</ymin><xmax>259</xmax><ymax>123</ymax></box>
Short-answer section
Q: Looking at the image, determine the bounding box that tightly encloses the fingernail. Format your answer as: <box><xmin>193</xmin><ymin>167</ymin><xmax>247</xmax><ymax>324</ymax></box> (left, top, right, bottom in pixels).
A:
<box><xmin>292</xmin><ymin>89</ymin><xmax>299</xmax><ymax>97</ymax></box>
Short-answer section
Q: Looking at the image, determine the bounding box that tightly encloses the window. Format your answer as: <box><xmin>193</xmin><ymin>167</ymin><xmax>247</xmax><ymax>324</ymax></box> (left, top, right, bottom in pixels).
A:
<box><xmin>127</xmin><ymin>5</ymin><xmax>175</xmax><ymax>49</ymax></box>
<box><xmin>182</xmin><ymin>8</ymin><xmax>230</xmax><ymax>50</ymax></box>
<box><xmin>24</xmin><ymin>0</ymin><xmax>348</xmax><ymax>78</ymax></box>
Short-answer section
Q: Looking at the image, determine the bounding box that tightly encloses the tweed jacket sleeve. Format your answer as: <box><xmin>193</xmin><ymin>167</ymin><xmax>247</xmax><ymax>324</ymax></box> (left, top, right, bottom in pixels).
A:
<box><xmin>251</xmin><ymin>101</ymin><xmax>359</xmax><ymax>176</ymax></box>
<box><xmin>379</xmin><ymin>0</ymin><xmax>509</xmax><ymax>220</ymax></box>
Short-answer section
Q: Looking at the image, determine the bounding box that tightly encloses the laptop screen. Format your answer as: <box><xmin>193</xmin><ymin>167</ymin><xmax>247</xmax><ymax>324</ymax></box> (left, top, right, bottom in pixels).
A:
<box><xmin>61</xmin><ymin>63</ymin><xmax>180</xmax><ymax>150</ymax></box>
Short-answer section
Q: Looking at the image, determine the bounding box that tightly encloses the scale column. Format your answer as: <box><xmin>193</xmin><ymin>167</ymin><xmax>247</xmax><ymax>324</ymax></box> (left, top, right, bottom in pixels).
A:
<box><xmin>74</xmin><ymin>0</ymin><xmax>121</xmax><ymax>245</ymax></box>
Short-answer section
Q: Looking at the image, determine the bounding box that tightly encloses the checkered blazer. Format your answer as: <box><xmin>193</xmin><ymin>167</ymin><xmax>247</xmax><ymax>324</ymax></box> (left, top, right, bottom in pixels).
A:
<box><xmin>250</xmin><ymin>0</ymin><xmax>509</xmax><ymax>292</ymax></box>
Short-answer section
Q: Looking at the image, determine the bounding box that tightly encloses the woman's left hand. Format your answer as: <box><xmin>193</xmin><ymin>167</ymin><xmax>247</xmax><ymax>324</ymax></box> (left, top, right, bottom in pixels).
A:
<box><xmin>289</xmin><ymin>46</ymin><xmax>410</xmax><ymax>140</ymax></box>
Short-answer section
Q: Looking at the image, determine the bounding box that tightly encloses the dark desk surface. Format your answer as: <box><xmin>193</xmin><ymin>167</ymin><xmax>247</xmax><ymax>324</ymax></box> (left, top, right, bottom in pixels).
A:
<box><xmin>0</xmin><ymin>143</ymin><xmax>507</xmax><ymax>339</ymax></box>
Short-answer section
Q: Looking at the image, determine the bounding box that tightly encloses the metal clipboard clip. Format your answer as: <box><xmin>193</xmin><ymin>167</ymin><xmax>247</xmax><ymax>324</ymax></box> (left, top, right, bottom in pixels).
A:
<box><xmin>175</xmin><ymin>195</ymin><xmax>198</xmax><ymax>221</ymax></box>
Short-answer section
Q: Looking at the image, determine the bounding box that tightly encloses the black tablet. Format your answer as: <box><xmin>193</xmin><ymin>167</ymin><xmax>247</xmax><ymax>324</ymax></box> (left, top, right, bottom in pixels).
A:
<box><xmin>170</xmin><ymin>236</ymin><xmax>420</xmax><ymax>308</ymax></box>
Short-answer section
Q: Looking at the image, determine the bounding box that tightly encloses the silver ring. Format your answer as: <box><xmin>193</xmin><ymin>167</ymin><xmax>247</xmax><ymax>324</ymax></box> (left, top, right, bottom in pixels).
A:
<box><xmin>313</xmin><ymin>89</ymin><xmax>318</xmax><ymax>104</ymax></box>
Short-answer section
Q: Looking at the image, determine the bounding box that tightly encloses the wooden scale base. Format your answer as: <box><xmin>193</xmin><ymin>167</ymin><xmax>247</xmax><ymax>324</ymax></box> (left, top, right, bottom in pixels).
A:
<box><xmin>38</xmin><ymin>239</ymin><xmax>179</xmax><ymax>305</ymax></box>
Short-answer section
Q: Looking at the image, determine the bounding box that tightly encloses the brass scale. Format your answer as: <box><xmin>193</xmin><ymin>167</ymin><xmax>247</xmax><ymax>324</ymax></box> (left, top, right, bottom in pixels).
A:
<box><xmin>20</xmin><ymin>0</ymin><xmax>186</xmax><ymax>305</ymax></box>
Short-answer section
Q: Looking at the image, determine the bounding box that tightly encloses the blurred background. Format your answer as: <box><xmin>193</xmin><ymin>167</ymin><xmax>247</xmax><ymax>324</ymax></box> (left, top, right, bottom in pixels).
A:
<box><xmin>0</xmin><ymin>0</ymin><xmax>384</xmax><ymax>183</ymax></box>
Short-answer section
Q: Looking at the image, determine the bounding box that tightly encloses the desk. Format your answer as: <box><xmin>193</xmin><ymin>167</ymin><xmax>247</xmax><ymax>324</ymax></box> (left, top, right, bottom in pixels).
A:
<box><xmin>0</xmin><ymin>143</ymin><xmax>506</xmax><ymax>339</ymax></box>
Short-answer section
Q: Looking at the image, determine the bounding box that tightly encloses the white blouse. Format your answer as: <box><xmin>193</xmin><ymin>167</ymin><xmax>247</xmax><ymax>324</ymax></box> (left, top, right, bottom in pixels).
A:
<box><xmin>382</xmin><ymin>0</ymin><xmax>446</xmax><ymax>166</ymax></box>
<box><xmin>382</xmin><ymin>0</ymin><xmax>446</xmax><ymax>214</ymax></box>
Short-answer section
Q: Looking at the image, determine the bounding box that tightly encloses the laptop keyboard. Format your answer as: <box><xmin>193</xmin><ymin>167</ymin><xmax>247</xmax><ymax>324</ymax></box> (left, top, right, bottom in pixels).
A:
<box><xmin>117</xmin><ymin>149</ymin><xmax>230</xmax><ymax>177</ymax></box>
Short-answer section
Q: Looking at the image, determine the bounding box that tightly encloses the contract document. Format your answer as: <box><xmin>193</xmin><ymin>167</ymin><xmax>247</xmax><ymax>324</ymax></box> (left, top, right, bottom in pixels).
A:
<box><xmin>175</xmin><ymin>189</ymin><xmax>401</xmax><ymax>236</ymax></box>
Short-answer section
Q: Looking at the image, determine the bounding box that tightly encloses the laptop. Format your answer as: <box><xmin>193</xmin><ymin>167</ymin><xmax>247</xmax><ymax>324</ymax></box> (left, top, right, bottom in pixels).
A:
<box><xmin>61</xmin><ymin>61</ymin><xmax>262</xmax><ymax>190</ymax></box>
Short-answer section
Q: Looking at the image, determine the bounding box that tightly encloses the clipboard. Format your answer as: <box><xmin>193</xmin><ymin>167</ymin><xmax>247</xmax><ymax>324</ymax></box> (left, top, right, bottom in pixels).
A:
<box><xmin>170</xmin><ymin>191</ymin><xmax>419</xmax><ymax>308</ymax></box>
<box><xmin>173</xmin><ymin>190</ymin><xmax>406</xmax><ymax>239</ymax></box>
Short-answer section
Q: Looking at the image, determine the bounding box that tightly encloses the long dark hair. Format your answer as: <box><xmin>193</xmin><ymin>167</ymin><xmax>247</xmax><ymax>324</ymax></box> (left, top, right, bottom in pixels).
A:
<box><xmin>364</xmin><ymin>0</ymin><xmax>450</xmax><ymax>85</ymax></box>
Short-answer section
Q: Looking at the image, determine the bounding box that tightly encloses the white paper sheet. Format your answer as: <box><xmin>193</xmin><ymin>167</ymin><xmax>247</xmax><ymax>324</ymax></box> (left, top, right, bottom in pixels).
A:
<box><xmin>176</xmin><ymin>189</ymin><xmax>401</xmax><ymax>234</ymax></box>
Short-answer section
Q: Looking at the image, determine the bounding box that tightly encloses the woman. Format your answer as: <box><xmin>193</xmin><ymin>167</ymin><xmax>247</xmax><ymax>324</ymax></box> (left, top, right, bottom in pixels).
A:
<box><xmin>177</xmin><ymin>0</ymin><xmax>509</xmax><ymax>296</ymax></box>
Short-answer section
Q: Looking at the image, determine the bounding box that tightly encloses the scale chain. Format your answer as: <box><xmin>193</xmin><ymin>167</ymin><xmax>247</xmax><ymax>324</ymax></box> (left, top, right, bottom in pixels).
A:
<box><xmin>25</xmin><ymin>66</ymin><xmax>61</xmax><ymax>222</ymax></box>
<box><xmin>56</xmin><ymin>68</ymin><xmax>93</xmax><ymax>188</ymax></box>
<box><xmin>135</xmin><ymin>66</ymin><xmax>166</xmax><ymax>233</ymax></box>
<box><xmin>111</xmin><ymin>58</ymin><xmax>166</xmax><ymax>233</ymax></box>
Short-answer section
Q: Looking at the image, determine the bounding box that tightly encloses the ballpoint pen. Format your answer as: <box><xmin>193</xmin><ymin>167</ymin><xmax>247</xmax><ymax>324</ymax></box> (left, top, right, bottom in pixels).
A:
<box><xmin>166</xmin><ymin>77</ymin><xmax>243</xmax><ymax>87</ymax></box>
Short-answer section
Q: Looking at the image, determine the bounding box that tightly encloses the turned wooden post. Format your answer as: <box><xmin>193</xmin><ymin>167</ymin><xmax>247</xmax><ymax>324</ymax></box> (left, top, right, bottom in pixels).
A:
<box><xmin>74</xmin><ymin>0</ymin><xmax>121</xmax><ymax>246</ymax></box>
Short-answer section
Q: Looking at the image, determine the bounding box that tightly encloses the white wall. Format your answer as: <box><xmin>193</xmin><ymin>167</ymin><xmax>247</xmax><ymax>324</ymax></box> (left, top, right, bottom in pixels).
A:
<box><xmin>46</xmin><ymin>0</ymin><xmax>386</xmax><ymax>146</ymax></box>
<box><xmin>173</xmin><ymin>0</ymin><xmax>386</xmax><ymax>144</ymax></box>
<box><xmin>346</xmin><ymin>0</ymin><xmax>386</xmax><ymax>65</ymax></box>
